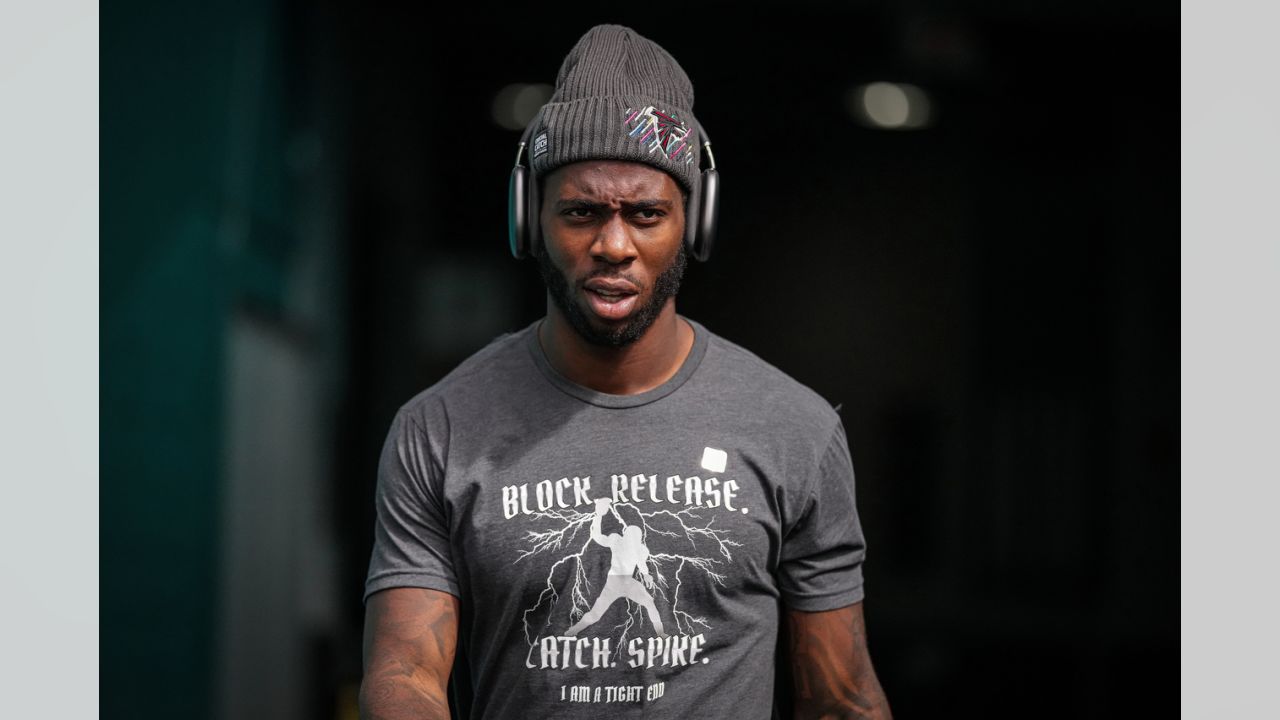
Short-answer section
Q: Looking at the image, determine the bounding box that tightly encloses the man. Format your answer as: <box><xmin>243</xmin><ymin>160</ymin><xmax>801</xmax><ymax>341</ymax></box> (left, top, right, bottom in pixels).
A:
<box><xmin>564</xmin><ymin>498</ymin><xmax>667</xmax><ymax>639</ymax></box>
<box><xmin>360</xmin><ymin>24</ymin><xmax>892</xmax><ymax>720</ymax></box>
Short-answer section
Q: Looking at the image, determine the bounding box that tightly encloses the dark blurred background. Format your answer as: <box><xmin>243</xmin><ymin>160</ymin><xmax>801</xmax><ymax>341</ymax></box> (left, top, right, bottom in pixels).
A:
<box><xmin>102</xmin><ymin>1</ymin><xmax>1177</xmax><ymax>718</ymax></box>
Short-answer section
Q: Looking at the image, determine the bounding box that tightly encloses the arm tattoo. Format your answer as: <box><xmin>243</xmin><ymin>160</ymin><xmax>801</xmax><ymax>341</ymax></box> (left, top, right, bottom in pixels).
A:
<box><xmin>787</xmin><ymin>603</ymin><xmax>892</xmax><ymax>720</ymax></box>
<box><xmin>361</xmin><ymin>589</ymin><xmax>459</xmax><ymax>720</ymax></box>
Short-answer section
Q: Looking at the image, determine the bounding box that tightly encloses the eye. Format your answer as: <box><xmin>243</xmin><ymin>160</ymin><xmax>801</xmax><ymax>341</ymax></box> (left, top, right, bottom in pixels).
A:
<box><xmin>561</xmin><ymin>207</ymin><xmax>595</xmax><ymax>221</ymax></box>
<box><xmin>632</xmin><ymin>208</ymin><xmax>665</xmax><ymax>222</ymax></box>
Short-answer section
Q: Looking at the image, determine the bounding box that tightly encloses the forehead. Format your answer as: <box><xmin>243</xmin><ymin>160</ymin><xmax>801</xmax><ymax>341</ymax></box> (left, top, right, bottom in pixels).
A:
<box><xmin>544</xmin><ymin>160</ymin><xmax>681</xmax><ymax>201</ymax></box>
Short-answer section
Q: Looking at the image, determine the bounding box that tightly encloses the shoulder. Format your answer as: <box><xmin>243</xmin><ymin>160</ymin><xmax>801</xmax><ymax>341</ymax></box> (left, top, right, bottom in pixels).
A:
<box><xmin>692</xmin><ymin>320</ymin><xmax>842</xmax><ymax>439</ymax></box>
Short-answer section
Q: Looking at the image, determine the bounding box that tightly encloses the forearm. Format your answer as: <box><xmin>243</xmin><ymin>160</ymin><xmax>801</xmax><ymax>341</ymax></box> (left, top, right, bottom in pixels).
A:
<box><xmin>359</xmin><ymin>661</ymin><xmax>450</xmax><ymax>720</ymax></box>
<box><xmin>361</xmin><ymin>589</ymin><xmax>458</xmax><ymax>720</ymax></box>
<box><xmin>792</xmin><ymin>685</ymin><xmax>891</xmax><ymax>720</ymax></box>
<box><xmin>589</xmin><ymin>511</ymin><xmax>606</xmax><ymax>544</ymax></box>
<box><xmin>787</xmin><ymin>604</ymin><xmax>892</xmax><ymax>720</ymax></box>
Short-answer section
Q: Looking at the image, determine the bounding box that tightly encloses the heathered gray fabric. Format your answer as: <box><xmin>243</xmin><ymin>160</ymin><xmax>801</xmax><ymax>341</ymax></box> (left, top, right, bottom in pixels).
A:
<box><xmin>530</xmin><ymin>24</ymin><xmax>703</xmax><ymax>193</ymax></box>
<box><xmin>365</xmin><ymin>318</ymin><xmax>867</xmax><ymax>720</ymax></box>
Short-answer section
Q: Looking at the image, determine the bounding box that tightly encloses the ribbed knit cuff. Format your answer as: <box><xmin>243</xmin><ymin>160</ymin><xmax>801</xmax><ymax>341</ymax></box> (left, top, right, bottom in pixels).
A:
<box><xmin>531</xmin><ymin>96</ymin><xmax>700</xmax><ymax>192</ymax></box>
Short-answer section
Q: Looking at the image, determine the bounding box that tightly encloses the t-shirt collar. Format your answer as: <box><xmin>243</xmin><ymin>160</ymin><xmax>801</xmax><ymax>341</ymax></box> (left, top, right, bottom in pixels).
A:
<box><xmin>524</xmin><ymin>315</ymin><xmax>709</xmax><ymax>409</ymax></box>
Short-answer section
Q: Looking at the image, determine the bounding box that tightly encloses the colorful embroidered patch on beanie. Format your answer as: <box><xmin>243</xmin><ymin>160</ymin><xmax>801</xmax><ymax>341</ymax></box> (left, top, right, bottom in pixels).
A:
<box><xmin>624</xmin><ymin>106</ymin><xmax>696</xmax><ymax>166</ymax></box>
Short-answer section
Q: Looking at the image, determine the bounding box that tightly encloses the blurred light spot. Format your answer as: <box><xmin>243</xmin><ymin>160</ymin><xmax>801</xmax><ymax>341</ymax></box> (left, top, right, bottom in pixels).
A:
<box><xmin>492</xmin><ymin>83</ymin><xmax>553</xmax><ymax>131</ymax></box>
<box><xmin>848</xmin><ymin>82</ymin><xmax>932</xmax><ymax>130</ymax></box>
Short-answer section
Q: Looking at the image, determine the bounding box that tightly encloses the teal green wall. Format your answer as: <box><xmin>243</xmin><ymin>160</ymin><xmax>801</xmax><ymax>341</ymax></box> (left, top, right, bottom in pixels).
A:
<box><xmin>103</xmin><ymin>2</ymin><xmax>284</xmax><ymax>716</ymax></box>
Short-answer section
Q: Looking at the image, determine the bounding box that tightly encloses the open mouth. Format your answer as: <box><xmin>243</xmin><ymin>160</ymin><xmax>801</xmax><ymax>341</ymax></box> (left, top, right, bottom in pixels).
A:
<box><xmin>582</xmin><ymin>278</ymin><xmax>641</xmax><ymax>321</ymax></box>
<box><xmin>583</xmin><ymin>287</ymin><xmax>639</xmax><ymax>321</ymax></box>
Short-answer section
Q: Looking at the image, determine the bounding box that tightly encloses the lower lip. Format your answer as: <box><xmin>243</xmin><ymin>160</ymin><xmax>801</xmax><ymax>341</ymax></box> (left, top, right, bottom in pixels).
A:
<box><xmin>584</xmin><ymin>289</ymin><xmax>639</xmax><ymax>321</ymax></box>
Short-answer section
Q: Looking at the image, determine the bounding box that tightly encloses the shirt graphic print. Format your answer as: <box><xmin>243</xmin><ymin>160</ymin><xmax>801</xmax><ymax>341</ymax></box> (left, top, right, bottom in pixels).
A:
<box><xmin>513</xmin><ymin>467</ymin><xmax>747</xmax><ymax>692</ymax></box>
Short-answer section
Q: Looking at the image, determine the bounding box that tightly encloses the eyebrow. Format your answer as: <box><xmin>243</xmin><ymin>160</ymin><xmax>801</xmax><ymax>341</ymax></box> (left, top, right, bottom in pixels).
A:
<box><xmin>554</xmin><ymin>198</ymin><xmax>675</xmax><ymax>211</ymax></box>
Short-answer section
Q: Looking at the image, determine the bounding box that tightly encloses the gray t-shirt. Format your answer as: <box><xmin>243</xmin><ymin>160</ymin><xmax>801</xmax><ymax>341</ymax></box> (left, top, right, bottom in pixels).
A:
<box><xmin>365</xmin><ymin>318</ymin><xmax>867</xmax><ymax>720</ymax></box>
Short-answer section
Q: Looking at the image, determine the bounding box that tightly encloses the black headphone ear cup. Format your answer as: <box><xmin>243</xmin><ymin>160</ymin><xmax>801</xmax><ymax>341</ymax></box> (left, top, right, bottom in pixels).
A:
<box><xmin>508</xmin><ymin>164</ymin><xmax>528</xmax><ymax>259</ymax></box>
<box><xmin>691</xmin><ymin>167</ymin><xmax>718</xmax><ymax>262</ymax></box>
<box><xmin>527</xmin><ymin>169</ymin><xmax>542</xmax><ymax>258</ymax></box>
<box><xmin>683</xmin><ymin>171</ymin><xmax>702</xmax><ymax>259</ymax></box>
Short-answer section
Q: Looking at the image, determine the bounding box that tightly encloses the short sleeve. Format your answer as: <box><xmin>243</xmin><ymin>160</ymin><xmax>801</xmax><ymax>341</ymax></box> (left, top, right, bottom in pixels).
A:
<box><xmin>777</xmin><ymin>419</ymin><xmax>867</xmax><ymax>611</ymax></box>
<box><xmin>363</xmin><ymin>408</ymin><xmax>460</xmax><ymax>603</ymax></box>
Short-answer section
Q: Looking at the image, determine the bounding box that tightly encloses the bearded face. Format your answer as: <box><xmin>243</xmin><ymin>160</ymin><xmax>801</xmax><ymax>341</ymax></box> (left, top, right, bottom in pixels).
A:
<box><xmin>536</xmin><ymin>161</ymin><xmax>689</xmax><ymax>348</ymax></box>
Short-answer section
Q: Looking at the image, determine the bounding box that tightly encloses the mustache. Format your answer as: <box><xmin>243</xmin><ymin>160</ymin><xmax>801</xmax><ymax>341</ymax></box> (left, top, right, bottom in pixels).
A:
<box><xmin>578</xmin><ymin>268</ymin><xmax>645</xmax><ymax>290</ymax></box>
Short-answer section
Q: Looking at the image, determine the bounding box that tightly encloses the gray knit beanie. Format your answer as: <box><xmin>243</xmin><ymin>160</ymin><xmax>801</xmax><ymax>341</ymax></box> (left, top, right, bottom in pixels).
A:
<box><xmin>529</xmin><ymin>25</ymin><xmax>701</xmax><ymax>193</ymax></box>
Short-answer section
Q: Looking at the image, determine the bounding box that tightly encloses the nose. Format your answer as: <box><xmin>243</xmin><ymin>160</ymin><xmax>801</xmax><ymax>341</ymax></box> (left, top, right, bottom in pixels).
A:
<box><xmin>590</xmin><ymin>214</ymin><xmax>638</xmax><ymax>265</ymax></box>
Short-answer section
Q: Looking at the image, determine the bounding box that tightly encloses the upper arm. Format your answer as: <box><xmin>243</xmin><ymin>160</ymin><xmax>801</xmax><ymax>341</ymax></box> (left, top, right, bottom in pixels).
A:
<box><xmin>361</xmin><ymin>587</ymin><xmax>459</xmax><ymax>716</ymax></box>
<box><xmin>365</xmin><ymin>409</ymin><xmax>460</xmax><ymax>602</ymax></box>
<box><xmin>785</xmin><ymin>601</ymin><xmax>892</xmax><ymax>719</ymax></box>
<box><xmin>778</xmin><ymin>420</ymin><xmax>866</xmax><ymax>611</ymax></box>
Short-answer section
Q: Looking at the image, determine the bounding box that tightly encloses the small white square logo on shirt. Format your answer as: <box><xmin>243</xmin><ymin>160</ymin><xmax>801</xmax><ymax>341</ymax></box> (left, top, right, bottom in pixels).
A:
<box><xmin>700</xmin><ymin>447</ymin><xmax>727</xmax><ymax>474</ymax></box>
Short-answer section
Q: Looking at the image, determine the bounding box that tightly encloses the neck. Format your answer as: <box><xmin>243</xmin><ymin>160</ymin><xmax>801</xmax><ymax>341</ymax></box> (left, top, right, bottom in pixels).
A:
<box><xmin>538</xmin><ymin>299</ymin><xmax>695</xmax><ymax>395</ymax></box>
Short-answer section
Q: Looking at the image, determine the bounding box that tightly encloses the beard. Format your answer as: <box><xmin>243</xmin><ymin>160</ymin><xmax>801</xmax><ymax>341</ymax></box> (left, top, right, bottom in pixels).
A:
<box><xmin>536</xmin><ymin>242</ymin><xmax>688</xmax><ymax>348</ymax></box>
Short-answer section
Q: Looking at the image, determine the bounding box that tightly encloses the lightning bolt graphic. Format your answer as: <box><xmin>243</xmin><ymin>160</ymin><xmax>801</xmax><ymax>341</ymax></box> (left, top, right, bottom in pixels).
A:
<box><xmin>516</xmin><ymin>502</ymin><xmax>741</xmax><ymax>661</ymax></box>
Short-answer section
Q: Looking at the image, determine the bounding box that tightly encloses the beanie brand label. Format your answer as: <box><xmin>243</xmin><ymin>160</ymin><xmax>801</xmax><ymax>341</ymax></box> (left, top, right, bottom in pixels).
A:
<box><xmin>623</xmin><ymin>107</ymin><xmax>695</xmax><ymax>166</ymax></box>
<box><xmin>533</xmin><ymin>132</ymin><xmax>549</xmax><ymax>159</ymax></box>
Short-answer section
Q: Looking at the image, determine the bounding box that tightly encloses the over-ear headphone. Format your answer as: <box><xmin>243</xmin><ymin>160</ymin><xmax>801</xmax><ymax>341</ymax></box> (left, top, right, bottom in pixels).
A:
<box><xmin>507</xmin><ymin>121</ymin><xmax>720</xmax><ymax>262</ymax></box>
